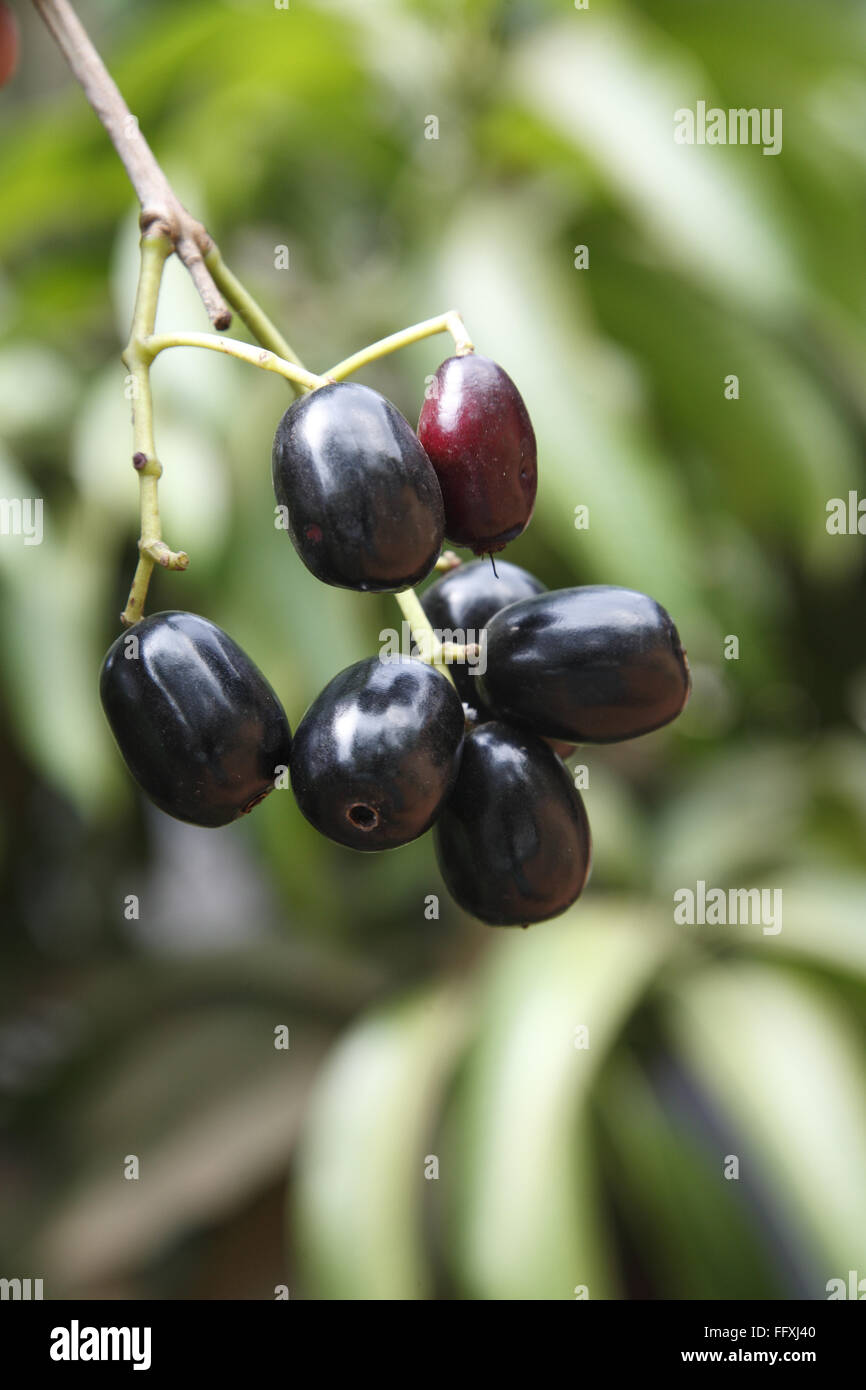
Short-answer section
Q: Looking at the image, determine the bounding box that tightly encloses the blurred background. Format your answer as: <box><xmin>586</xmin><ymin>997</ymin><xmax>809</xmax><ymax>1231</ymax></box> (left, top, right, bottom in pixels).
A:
<box><xmin>1</xmin><ymin>0</ymin><xmax>865</xmax><ymax>1300</ymax></box>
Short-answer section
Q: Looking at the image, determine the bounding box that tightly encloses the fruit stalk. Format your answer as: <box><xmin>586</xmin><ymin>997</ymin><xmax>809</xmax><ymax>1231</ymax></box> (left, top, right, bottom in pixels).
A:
<box><xmin>394</xmin><ymin>587</ymin><xmax>456</xmax><ymax>685</ymax></box>
<box><xmin>32</xmin><ymin>0</ymin><xmax>490</xmax><ymax>652</ymax></box>
<box><xmin>144</xmin><ymin>331</ymin><xmax>325</xmax><ymax>393</ymax></box>
<box><xmin>120</xmin><ymin>234</ymin><xmax>189</xmax><ymax>627</ymax></box>
<box><xmin>205</xmin><ymin>248</ymin><xmax>309</xmax><ymax>392</ymax></box>
<box><xmin>325</xmin><ymin>311</ymin><xmax>474</xmax><ymax>382</ymax></box>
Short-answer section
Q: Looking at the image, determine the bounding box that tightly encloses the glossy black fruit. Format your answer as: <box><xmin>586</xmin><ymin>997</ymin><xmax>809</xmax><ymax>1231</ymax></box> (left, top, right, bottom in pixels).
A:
<box><xmin>100</xmin><ymin>611</ymin><xmax>292</xmax><ymax>827</ymax></box>
<box><xmin>477</xmin><ymin>586</ymin><xmax>691</xmax><ymax>744</ymax></box>
<box><xmin>421</xmin><ymin>558</ymin><xmax>546</xmax><ymax>712</ymax></box>
<box><xmin>434</xmin><ymin>722</ymin><xmax>591</xmax><ymax>926</ymax></box>
<box><xmin>417</xmin><ymin>354</ymin><xmax>537</xmax><ymax>554</ymax></box>
<box><xmin>290</xmin><ymin>655</ymin><xmax>465</xmax><ymax>851</ymax></box>
<box><xmin>273</xmin><ymin>382</ymin><xmax>445</xmax><ymax>591</ymax></box>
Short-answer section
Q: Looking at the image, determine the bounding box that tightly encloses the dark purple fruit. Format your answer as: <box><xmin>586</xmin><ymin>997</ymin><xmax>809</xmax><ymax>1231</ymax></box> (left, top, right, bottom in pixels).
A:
<box><xmin>290</xmin><ymin>655</ymin><xmax>465</xmax><ymax>851</ymax></box>
<box><xmin>421</xmin><ymin>558</ymin><xmax>546</xmax><ymax>712</ymax></box>
<box><xmin>477</xmin><ymin>586</ymin><xmax>691</xmax><ymax>744</ymax></box>
<box><xmin>417</xmin><ymin>354</ymin><xmax>537</xmax><ymax>554</ymax></box>
<box><xmin>434</xmin><ymin>722</ymin><xmax>591</xmax><ymax>926</ymax></box>
<box><xmin>273</xmin><ymin>382</ymin><xmax>444</xmax><ymax>591</ymax></box>
<box><xmin>100</xmin><ymin>611</ymin><xmax>292</xmax><ymax>827</ymax></box>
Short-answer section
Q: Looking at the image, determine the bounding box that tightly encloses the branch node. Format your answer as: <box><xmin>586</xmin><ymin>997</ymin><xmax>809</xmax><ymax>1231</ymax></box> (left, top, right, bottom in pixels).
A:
<box><xmin>434</xmin><ymin>550</ymin><xmax>463</xmax><ymax>573</ymax></box>
<box><xmin>140</xmin><ymin>539</ymin><xmax>190</xmax><ymax>570</ymax></box>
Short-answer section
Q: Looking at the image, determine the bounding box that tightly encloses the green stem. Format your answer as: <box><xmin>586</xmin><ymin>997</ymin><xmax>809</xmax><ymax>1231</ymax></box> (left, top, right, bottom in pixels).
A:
<box><xmin>205</xmin><ymin>247</ymin><xmax>308</xmax><ymax>392</ymax></box>
<box><xmin>326</xmin><ymin>310</ymin><xmax>474</xmax><ymax>382</ymax></box>
<box><xmin>118</xmin><ymin>245</ymin><xmax>475</xmax><ymax>652</ymax></box>
<box><xmin>120</xmin><ymin>235</ymin><xmax>189</xmax><ymax>628</ymax></box>
<box><xmin>394</xmin><ymin>587</ymin><xmax>455</xmax><ymax>686</ymax></box>
<box><xmin>144</xmin><ymin>331</ymin><xmax>325</xmax><ymax>392</ymax></box>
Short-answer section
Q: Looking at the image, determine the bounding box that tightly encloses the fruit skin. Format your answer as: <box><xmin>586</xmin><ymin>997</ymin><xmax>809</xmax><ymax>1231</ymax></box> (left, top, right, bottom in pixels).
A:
<box><xmin>0</xmin><ymin>2</ymin><xmax>19</xmax><ymax>88</ymax></box>
<box><xmin>434</xmin><ymin>722</ymin><xmax>591</xmax><ymax>926</ymax></box>
<box><xmin>272</xmin><ymin>381</ymin><xmax>445</xmax><ymax>592</ymax></box>
<box><xmin>290</xmin><ymin>655</ymin><xmax>465</xmax><ymax>852</ymax></box>
<box><xmin>417</xmin><ymin>353</ymin><xmax>537</xmax><ymax>554</ymax></box>
<box><xmin>477</xmin><ymin>585</ymin><xmax>691</xmax><ymax>744</ymax></box>
<box><xmin>421</xmin><ymin>557</ymin><xmax>546</xmax><ymax>712</ymax></box>
<box><xmin>100</xmin><ymin>611</ymin><xmax>292</xmax><ymax>828</ymax></box>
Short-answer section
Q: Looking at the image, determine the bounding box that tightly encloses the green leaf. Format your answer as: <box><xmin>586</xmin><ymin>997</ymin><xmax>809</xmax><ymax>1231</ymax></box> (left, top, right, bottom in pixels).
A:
<box><xmin>595</xmin><ymin>1052</ymin><xmax>784</xmax><ymax>1299</ymax></box>
<box><xmin>665</xmin><ymin>960</ymin><xmax>866</xmax><ymax>1284</ymax></box>
<box><xmin>748</xmin><ymin>871</ymin><xmax>866</xmax><ymax>982</ymax></box>
<box><xmin>293</xmin><ymin>986</ymin><xmax>469</xmax><ymax>1299</ymax></box>
<box><xmin>446</xmin><ymin>903</ymin><xmax>670</xmax><ymax>1299</ymax></box>
<box><xmin>0</xmin><ymin>466</ymin><xmax>116</xmax><ymax>814</ymax></box>
<box><xmin>651</xmin><ymin>742</ymin><xmax>809</xmax><ymax>890</ymax></box>
<box><xmin>510</xmin><ymin>14</ymin><xmax>801</xmax><ymax>311</ymax></box>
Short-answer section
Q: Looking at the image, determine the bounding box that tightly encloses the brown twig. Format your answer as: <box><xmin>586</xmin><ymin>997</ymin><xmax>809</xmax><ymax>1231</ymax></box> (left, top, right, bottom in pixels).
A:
<box><xmin>31</xmin><ymin>0</ymin><xmax>232</xmax><ymax>329</ymax></box>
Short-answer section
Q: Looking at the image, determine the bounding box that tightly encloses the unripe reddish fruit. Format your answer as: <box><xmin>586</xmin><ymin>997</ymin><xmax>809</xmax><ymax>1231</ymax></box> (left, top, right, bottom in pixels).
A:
<box><xmin>0</xmin><ymin>3</ymin><xmax>20</xmax><ymax>89</ymax></box>
<box><xmin>417</xmin><ymin>353</ymin><xmax>537</xmax><ymax>554</ymax></box>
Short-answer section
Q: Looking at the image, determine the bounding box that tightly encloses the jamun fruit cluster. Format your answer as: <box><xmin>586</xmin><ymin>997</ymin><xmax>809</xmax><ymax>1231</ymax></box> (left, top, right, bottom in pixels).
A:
<box><xmin>101</xmin><ymin>352</ymin><xmax>690</xmax><ymax>926</ymax></box>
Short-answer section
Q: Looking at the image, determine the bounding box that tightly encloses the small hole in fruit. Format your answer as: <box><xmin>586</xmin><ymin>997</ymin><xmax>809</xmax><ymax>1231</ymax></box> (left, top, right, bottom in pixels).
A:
<box><xmin>348</xmin><ymin>803</ymin><xmax>379</xmax><ymax>830</ymax></box>
<box><xmin>305</xmin><ymin>523</ymin><xmax>323</xmax><ymax>542</ymax></box>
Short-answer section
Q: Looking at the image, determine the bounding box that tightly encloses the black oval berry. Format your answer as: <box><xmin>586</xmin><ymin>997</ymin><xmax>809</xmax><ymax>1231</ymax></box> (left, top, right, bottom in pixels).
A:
<box><xmin>273</xmin><ymin>381</ymin><xmax>445</xmax><ymax>591</ymax></box>
<box><xmin>100</xmin><ymin>611</ymin><xmax>292</xmax><ymax>827</ymax></box>
<box><xmin>421</xmin><ymin>558</ymin><xmax>546</xmax><ymax>713</ymax></box>
<box><xmin>434</xmin><ymin>722</ymin><xmax>591</xmax><ymax>926</ymax></box>
<box><xmin>417</xmin><ymin>354</ymin><xmax>537</xmax><ymax>554</ymax></box>
<box><xmin>290</xmin><ymin>655</ymin><xmax>465</xmax><ymax>851</ymax></box>
<box><xmin>477</xmin><ymin>586</ymin><xmax>691</xmax><ymax>744</ymax></box>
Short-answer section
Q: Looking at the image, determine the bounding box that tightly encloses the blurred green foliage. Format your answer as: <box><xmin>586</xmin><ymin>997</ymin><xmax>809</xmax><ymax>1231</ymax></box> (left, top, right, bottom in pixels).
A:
<box><xmin>0</xmin><ymin>0</ymin><xmax>865</xmax><ymax>1299</ymax></box>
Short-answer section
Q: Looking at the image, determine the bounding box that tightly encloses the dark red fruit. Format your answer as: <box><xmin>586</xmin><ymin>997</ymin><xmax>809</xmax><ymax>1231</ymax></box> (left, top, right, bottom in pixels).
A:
<box><xmin>290</xmin><ymin>655</ymin><xmax>465</xmax><ymax>851</ymax></box>
<box><xmin>273</xmin><ymin>382</ymin><xmax>444</xmax><ymax>591</ymax></box>
<box><xmin>477</xmin><ymin>586</ymin><xmax>691</xmax><ymax>744</ymax></box>
<box><xmin>420</xmin><ymin>557</ymin><xmax>546</xmax><ymax>713</ymax></box>
<box><xmin>434</xmin><ymin>722</ymin><xmax>591</xmax><ymax>926</ymax></box>
<box><xmin>0</xmin><ymin>3</ymin><xmax>19</xmax><ymax>88</ymax></box>
<box><xmin>100</xmin><ymin>611</ymin><xmax>292</xmax><ymax>827</ymax></box>
<box><xmin>417</xmin><ymin>353</ymin><xmax>537</xmax><ymax>554</ymax></box>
